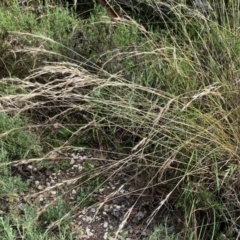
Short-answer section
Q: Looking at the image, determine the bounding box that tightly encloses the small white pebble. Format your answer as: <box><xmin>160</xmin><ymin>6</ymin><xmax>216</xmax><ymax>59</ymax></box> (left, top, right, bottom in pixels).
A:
<box><xmin>90</xmin><ymin>208</ymin><xmax>96</xmax><ymax>213</ymax></box>
<box><xmin>35</xmin><ymin>180</ymin><xmax>40</xmax><ymax>186</ymax></box>
<box><xmin>37</xmin><ymin>185</ymin><xmax>43</xmax><ymax>190</ymax></box>
<box><xmin>103</xmin><ymin>232</ymin><xmax>108</xmax><ymax>240</ymax></box>
<box><xmin>50</xmin><ymin>179</ymin><xmax>55</xmax><ymax>184</ymax></box>
<box><xmin>72</xmin><ymin>189</ymin><xmax>77</xmax><ymax>195</ymax></box>
<box><xmin>86</xmin><ymin>227</ymin><xmax>94</xmax><ymax>236</ymax></box>
<box><xmin>39</xmin><ymin>197</ymin><xmax>44</xmax><ymax>202</ymax></box>
<box><xmin>86</xmin><ymin>216</ymin><xmax>92</xmax><ymax>222</ymax></box>
<box><xmin>120</xmin><ymin>189</ymin><xmax>125</xmax><ymax>194</ymax></box>
<box><xmin>51</xmin><ymin>191</ymin><xmax>57</xmax><ymax>195</ymax></box>
<box><xmin>99</xmin><ymin>188</ymin><xmax>104</xmax><ymax>193</ymax></box>
<box><xmin>103</xmin><ymin>221</ymin><xmax>108</xmax><ymax>228</ymax></box>
<box><xmin>82</xmin><ymin>156</ymin><xmax>87</xmax><ymax>160</ymax></box>
<box><xmin>27</xmin><ymin>165</ymin><xmax>33</xmax><ymax>170</ymax></box>
<box><xmin>70</xmin><ymin>158</ymin><xmax>75</xmax><ymax>165</ymax></box>
<box><xmin>78</xmin><ymin>165</ymin><xmax>83</xmax><ymax>171</ymax></box>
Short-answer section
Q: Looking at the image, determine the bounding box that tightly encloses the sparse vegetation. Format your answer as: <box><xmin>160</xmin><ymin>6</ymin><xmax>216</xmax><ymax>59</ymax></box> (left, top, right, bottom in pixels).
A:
<box><xmin>0</xmin><ymin>0</ymin><xmax>240</xmax><ymax>239</ymax></box>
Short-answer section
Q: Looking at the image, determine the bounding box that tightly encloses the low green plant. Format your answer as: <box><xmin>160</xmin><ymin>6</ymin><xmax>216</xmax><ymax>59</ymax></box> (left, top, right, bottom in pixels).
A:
<box><xmin>39</xmin><ymin>198</ymin><xmax>70</xmax><ymax>225</ymax></box>
<box><xmin>0</xmin><ymin>112</ymin><xmax>41</xmax><ymax>233</ymax></box>
<box><xmin>0</xmin><ymin>202</ymin><xmax>74</xmax><ymax>240</ymax></box>
<box><xmin>0</xmin><ymin>0</ymin><xmax>78</xmax><ymax>78</ymax></box>
<box><xmin>149</xmin><ymin>222</ymin><xmax>177</xmax><ymax>240</ymax></box>
<box><xmin>0</xmin><ymin>112</ymin><xmax>41</xmax><ymax>161</ymax></box>
<box><xmin>76</xmin><ymin>178</ymin><xmax>102</xmax><ymax>207</ymax></box>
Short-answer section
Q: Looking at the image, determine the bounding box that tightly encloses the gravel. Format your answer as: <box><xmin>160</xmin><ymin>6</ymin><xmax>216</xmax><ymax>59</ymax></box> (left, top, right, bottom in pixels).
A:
<box><xmin>12</xmin><ymin>149</ymin><xmax>174</xmax><ymax>239</ymax></box>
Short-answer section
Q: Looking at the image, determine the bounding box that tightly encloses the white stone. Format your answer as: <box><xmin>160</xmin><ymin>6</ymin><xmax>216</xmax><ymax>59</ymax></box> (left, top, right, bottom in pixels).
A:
<box><xmin>103</xmin><ymin>232</ymin><xmax>108</xmax><ymax>239</ymax></box>
<box><xmin>86</xmin><ymin>227</ymin><xmax>93</xmax><ymax>236</ymax></box>
<box><xmin>37</xmin><ymin>185</ymin><xmax>43</xmax><ymax>190</ymax></box>
<box><xmin>120</xmin><ymin>189</ymin><xmax>125</xmax><ymax>194</ymax></box>
<box><xmin>103</xmin><ymin>221</ymin><xmax>108</xmax><ymax>228</ymax></box>
<box><xmin>27</xmin><ymin>165</ymin><xmax>33</xmax><ymax>170</ymax></box>
<box><xmin>72</xmin><ymin>189</ymin><xmax>77</xmax><ymax>195</ymax></box>
<box><xmin>99</xmin><ymin>188</ymin><xmax>104</xmax><ymax>193</ymax></box>
<box><xmin>86</xmin><ymin>216</ymin><xmax>92</xmax><ymax>222</ymax></box>
<box><xmin>78</xmin><ymin>165</ymin><xmax>83</xmax><ymax>171</ymax></box>
<box><xmin>90</xmin><ymin>208</ymin><xmax>96</xmax><ymax>213</ymax></box>
<box><xmin>35</xmin><ymin>180</ymin><xmax>40</xmax><ymax>186</ymax></box>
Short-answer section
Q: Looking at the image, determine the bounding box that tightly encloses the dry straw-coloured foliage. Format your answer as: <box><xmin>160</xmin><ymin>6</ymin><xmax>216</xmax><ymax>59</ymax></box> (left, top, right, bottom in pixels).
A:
<box><xmin>1</xmin><ymin>1</ymin><xmax>240</xmax><ymax>239</ymax></box>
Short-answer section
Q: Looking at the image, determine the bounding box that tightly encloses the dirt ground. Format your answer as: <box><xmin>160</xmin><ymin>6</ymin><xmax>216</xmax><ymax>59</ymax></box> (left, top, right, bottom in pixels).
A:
<box><xmin>9</xmin><ymin>149</ymin><xmax>183</xmax><ymax>240</ymax></box>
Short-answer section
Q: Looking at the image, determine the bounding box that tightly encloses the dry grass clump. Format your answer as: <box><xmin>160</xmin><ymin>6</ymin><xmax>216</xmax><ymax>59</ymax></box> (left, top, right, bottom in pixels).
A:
<box><xmin>1</xmin><ymin>0</ymin><xmax>240</xmax><ymax>239</ymax></box>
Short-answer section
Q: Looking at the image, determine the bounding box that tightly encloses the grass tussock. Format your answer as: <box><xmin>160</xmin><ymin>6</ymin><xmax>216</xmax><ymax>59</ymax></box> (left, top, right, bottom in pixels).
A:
<box><xmin>1</xmin><ymin>0</ymin><xmax>240</xmax><ymax>239</ymax></box>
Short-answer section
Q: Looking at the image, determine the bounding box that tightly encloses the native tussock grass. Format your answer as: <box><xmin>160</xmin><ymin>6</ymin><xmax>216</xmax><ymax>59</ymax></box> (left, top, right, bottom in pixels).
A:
<box><xmin>1</xmin><ymin>0</ymin><xmax>240</xmax><ymax>239</ymax></box>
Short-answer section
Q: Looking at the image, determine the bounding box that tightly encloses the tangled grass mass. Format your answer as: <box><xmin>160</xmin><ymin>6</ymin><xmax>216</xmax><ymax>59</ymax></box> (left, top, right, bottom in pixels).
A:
<box><xmin>0</xmin><ymin>0</ymin><xmax>240</xmax><ymax>239</ymax></box>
